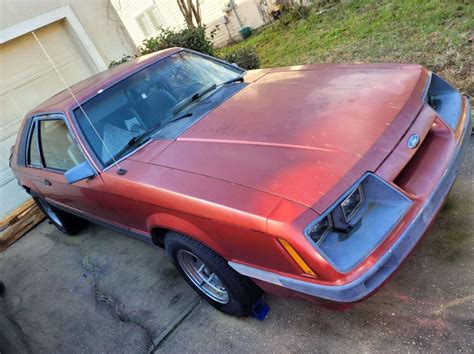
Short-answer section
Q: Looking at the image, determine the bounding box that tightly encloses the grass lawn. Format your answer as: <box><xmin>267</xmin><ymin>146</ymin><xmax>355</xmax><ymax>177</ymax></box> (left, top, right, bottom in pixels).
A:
<box><xmin>219</xmin><ymin>0</ymin><xmax>473</xmax><ymax>96</ymax></box>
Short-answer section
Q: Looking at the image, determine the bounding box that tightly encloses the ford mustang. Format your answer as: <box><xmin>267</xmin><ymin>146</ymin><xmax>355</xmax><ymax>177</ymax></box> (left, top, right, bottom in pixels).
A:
<box><xmin>10</xmin><ymin>48</ymin><xmax>471</xmax><ymax>316</ymax></box>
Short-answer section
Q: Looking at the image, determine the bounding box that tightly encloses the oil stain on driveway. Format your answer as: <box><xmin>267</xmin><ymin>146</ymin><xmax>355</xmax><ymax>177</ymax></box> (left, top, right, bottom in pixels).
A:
<box><xmin>0</xmin><ymin>137</ymin><xmax>472</xmax><ymax>353</ymax></box>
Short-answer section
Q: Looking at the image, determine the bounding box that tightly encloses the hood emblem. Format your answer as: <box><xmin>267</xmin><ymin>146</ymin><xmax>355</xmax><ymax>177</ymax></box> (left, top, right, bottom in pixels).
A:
<box><xmin>408</xmin><ymin>134</ymin><xmax>420</xmax><ymax>149</ymax></box>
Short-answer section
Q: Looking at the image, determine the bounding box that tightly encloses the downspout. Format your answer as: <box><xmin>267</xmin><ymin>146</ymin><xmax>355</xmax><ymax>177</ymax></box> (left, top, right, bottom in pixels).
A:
<box><xmin>229</xmin><ymin>0</ymin><xmax>243</xmax><ymax>28</ymax></box>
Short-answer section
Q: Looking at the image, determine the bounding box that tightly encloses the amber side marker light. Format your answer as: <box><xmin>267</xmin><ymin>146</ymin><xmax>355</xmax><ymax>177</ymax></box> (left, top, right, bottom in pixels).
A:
<box><xmin>277</xmin><ymin>238</ymin><xmax>318</xmax><ymax>277</ymax></box>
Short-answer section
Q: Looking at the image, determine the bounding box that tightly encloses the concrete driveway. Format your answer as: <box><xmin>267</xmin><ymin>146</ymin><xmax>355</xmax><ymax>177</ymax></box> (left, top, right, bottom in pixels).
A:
<box><xmin>1</xmin><ymin>137</ymin><xmax>472</xmax><ymax>353</ymax></box>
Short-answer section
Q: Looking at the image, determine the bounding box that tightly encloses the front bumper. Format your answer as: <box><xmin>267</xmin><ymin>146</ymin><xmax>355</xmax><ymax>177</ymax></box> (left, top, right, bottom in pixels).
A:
<box><xmin>230</xmin><ymin>98</ymin><xmax>471</xmax><ymax>303</ymax></box>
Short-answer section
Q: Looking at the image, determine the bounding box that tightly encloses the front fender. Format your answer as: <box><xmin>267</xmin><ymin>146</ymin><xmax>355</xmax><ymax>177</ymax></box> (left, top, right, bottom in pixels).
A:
<box><xmin>146</xmin><ymin>211</ymin><xmax>228</xmax><ymax>258</ymax></box>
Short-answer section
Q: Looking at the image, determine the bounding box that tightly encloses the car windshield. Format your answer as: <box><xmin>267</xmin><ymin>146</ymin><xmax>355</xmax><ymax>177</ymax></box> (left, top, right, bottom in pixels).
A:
<box><xmin>73</xmin><ymin>51</ymin><xmax>242</xmax><ymax>167</ymax></box>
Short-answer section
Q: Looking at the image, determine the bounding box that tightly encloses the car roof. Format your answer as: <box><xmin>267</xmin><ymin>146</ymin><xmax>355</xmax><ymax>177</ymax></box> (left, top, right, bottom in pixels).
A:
<box><xmin>26</xmin><ymin>47</ymin><xmax>182</xmax><ymax>116</ymax></box>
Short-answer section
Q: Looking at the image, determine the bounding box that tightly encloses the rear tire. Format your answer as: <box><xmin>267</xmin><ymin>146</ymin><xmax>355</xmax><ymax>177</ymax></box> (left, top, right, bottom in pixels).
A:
<box><xmin>164</xmin><ymin>232</ymin><xmax>262</xmax><ymax>316</ymax></box>
<box><xmin>32</xmin><ymin>193</ymin><xmax>85</xmax><ymax>235</ymax></box>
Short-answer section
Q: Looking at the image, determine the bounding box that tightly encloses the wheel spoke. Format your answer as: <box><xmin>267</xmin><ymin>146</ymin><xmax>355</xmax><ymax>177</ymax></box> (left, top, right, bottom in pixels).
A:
<box><xmin>176</xmin><ymin>250</ymin><xmax>229</xmax><ymax>304</ymax></box>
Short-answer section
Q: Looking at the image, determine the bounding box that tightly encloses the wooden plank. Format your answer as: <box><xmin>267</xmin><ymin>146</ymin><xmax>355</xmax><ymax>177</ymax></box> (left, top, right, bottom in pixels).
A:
<box><xmin>0</xmin><ymin>198</ymin><xmax>36</xmax><ymax>230</ymax></box>
<box><xmin>0</xmin><ymin>199</ymin><xmax>45</xmax><ymax>252</ymax></box>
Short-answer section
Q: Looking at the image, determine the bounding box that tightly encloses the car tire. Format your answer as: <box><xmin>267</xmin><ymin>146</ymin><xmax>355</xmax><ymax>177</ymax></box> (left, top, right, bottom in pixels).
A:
<box><xmin>32</xmin><ymin>193</ymin><xmax>85</xmax><ymax>236</ymax></box>
<box><xmin>164</xmin><ymin>231</ymin><xmax>262</xmax><ymax>316</ymax></box>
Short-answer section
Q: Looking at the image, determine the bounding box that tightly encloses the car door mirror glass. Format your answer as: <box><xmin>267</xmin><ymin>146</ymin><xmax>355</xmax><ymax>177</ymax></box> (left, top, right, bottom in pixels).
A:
<box><xmin>64</xmin><ymin>160</ymin><xmax>96</xmax><ymax>184</ymax></box>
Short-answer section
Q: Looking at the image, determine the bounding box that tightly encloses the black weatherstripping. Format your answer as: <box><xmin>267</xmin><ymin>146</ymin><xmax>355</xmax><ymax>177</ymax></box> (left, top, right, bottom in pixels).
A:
<box><xmin>18</xmin><ymin>113</ymin><xmax>93</xmax><ymax>176</ymax></box>
<box><xmin>16</xmin><ymin>116</ymin><xmax>33</xmax><ymax>167</ymax></box>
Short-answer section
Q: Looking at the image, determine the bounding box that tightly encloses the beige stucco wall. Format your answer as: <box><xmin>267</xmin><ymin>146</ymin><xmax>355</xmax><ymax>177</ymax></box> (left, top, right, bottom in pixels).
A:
<box><xmin>0</xmin><ymin>0</ymin><xmax>139</xmax><ymax>64</ymax></box>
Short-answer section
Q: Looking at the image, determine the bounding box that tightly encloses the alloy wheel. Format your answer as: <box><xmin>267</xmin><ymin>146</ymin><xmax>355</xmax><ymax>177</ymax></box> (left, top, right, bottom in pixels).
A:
<box><xmin>176</xmin><ymin>249</ymin><xmax>229</xmax><ymax>304</ymax></box>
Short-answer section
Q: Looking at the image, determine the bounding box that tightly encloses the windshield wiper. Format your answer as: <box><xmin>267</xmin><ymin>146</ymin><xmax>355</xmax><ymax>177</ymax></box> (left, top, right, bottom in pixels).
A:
<box><xmin>190</xmin><ymin>74</ymin><xmax>244</xmax><ymax>100</ymax></box>
<box><xmin>114</xmin><ymin>112</ymin><xmax>195</xmax><ymax>160</ymax></box>
<box><xmin>113</xmin><ymin>124</ymin><xmax>160</xmax><ymax>160</ymax></box>
<box><xmin>162</xmin><ymin>112</ymin><xmax>193</xmax><ymax>126</ymax></box>
<box><xmin>172</xmin><ymin>75</ymin><xmax>245</xmax><ymax>116</ymax></box>
<box><xmin>219</xmin><ymin>75</ymin><xmax>245</xmax><ymax>86</ymax></box>
<box><xmin>173</xmin><ymin>84</ymin><xmax>216</xmax><ymax>115</ymax></box>
<box><xmin>192</xmin><ymin>84</ymin><xmax>217</xmax><ymax>102</ymax></box>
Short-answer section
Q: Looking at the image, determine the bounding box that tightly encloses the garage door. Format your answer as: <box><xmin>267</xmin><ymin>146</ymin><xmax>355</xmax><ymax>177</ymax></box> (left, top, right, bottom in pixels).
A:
<box><xmin>0</xmin><ymin>20</ymin><xmax>95</xmax><ymax>220</ymax></box>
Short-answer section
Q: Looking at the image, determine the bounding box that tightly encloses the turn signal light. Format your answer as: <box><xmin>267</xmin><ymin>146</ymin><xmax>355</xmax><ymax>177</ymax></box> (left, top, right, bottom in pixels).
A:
<box><xmin>277</xmin><ymin>238</ymin><xmax>318</xmax><ymax>277</ymax></box>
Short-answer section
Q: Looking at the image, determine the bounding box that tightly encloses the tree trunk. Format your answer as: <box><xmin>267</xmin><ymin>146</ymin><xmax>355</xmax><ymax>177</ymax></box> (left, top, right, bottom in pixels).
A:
<box><xmin>176</xmin><ymin>0</ymin><xmax>201</xmax><ymax>28</ymax></box>
<box><xmin>188</xmin><ymin>0</ymin><xmax>202</xmax><ymax>27</ymax></box>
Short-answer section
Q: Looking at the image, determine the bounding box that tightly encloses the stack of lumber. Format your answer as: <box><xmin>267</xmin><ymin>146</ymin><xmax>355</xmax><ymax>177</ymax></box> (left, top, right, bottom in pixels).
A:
<box><xmin>0</xmin><ymin>199</ymin><xmax>44</xmax><ymax>252</ymax></box>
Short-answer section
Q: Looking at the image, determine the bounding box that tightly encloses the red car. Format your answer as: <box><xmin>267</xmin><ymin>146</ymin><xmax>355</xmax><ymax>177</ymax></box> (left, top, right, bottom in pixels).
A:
<box><xmin>10</xmin><ymin>48</ymin><xmax>471</xmax><ymax>316</ymax></box>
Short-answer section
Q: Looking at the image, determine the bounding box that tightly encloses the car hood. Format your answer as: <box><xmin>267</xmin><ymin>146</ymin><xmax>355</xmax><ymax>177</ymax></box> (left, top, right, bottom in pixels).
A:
<box><xmin>130</xmin><ymin>64</ymin><xmax>428</xmax><ymax>213</ymax></box>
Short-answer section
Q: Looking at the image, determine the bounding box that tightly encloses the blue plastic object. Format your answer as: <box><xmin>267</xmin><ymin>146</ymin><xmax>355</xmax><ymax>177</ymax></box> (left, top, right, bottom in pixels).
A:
<box><xmin>305</xmin><ymin>173</ymin><xmax>412</xmax><ymax>272</ymax></box>
<box><xmin>425</xmin><ymin>73</ymin><xmax>462</xmax><ymax>130</ymax></box>
<box><xmin>64</xmin><ymin>160</ymin><xmax>96</xmax><ymax>184</ymax></box>
<box><xmin>251</xmin><ymin>297</ymin><xmax>270</xmax><ymax>321</ymax></box>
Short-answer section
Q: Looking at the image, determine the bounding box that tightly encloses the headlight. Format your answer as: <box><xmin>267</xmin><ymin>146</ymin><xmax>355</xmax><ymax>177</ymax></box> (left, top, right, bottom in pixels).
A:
<box><xmin>305</xmin><ymin>173</ymin><xmax>412</xmax><ymax>272</ymax></box>
<box><xmin>308</xmin><ymin>185</ymin><xmax>363</xmax><ymax>244</ymax></box>
<box><xmin>308</xmin><ymin>215</ymin><xmax>332</xmax><ymax>244</ymax></box>
<box><xmin>340</xmin><ymin>185</ymin><xmax>363</xmax><ymax>222</ymax></box>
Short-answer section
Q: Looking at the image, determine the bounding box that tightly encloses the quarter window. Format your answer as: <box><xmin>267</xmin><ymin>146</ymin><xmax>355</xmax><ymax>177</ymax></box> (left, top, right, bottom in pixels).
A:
<box><xmin>28</xmin><ymin>122</ymin><xmax>41</xmax><ymax>167</ymax></box>
<box><xmin>38</xmin><ymin>119</ymin><xmax>85</xmax><ymax>171</ymax></box>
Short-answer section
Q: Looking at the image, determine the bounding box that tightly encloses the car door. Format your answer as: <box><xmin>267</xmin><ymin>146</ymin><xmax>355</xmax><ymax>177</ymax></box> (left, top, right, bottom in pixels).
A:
<box><xmin>25</xmin><ymin>114</ymin><xmax>124</xmax><ymax>225</ymax></box>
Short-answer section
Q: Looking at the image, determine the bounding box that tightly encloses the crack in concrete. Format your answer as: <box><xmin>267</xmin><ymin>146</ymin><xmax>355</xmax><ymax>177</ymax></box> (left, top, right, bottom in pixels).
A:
<box><xmin>34</xmin><ymin>221</ymin><xmax>199</xmax><ymax>352</ymax></box>
<box><xmin>94</xmin><ymin>286</ymin><xmax>156</xmax><ymax>349</ymax></box>
<box><xmin>81</xmin><ymin>257</ymin><xmax>157</xmax><ymax>351</ymax></box>
<box><xmin>151</xmin><ymin>301</ymin><xmax>200</xmax><ymax>353</ymax></box>
<box><xmin>35</xmin><ymin>225</ymin><xmax>156</xmax><ymax>351</ymax></box>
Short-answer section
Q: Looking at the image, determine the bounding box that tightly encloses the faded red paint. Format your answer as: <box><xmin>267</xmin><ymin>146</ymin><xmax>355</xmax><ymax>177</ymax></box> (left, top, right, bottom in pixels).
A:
<box><xmin>10</xmin><ymin>48</ymin><xmax>469</xmax><ymax>306</ymax></box>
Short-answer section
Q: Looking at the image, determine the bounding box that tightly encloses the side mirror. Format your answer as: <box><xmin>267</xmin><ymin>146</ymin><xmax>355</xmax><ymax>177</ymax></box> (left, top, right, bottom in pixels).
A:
<box><xmin>65</xmin><ymin>160</ymin><xmax>96</xmax><ymax>184</ymax></box>
<box><xmin>231</xmin><ymin>63</ymin><xmax>243</xmax><ymax>69</ymax></box>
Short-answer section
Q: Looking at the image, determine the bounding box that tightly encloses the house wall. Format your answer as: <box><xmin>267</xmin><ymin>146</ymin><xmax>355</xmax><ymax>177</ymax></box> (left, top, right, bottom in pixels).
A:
<box><xmin>111</xmin><ymin>0</ymin><xmax>185</xmax><ymax>48</ymax></box>
<box><xmin>202</xmin><ymin>0</ymin><xmax>267</xmax><ymax>47</ymax></box>
<box><xmin>0</xmin><ymin>0</ymin><xmax>138</xmax><ymax>221</ymax></box>
<box><xmin>112</xmin><ymin>0</ymin><xmax>267</xmax><ymax>48</ymax></box>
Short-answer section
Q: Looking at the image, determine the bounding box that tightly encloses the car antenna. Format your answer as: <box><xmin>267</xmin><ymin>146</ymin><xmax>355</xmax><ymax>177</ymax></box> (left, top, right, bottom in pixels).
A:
<box><xmin>31</xmin><ymin>31</ymin><xmax>127</xmax><ymax>176</ymax></box>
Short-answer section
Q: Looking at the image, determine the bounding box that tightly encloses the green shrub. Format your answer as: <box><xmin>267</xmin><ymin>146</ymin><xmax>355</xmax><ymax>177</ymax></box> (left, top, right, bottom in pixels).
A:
<box><xmin>139</xmin><ymin>26</ymin><xmax>217</xmax><ymax>56</ymax></box>
<box><xmin>220</xmin><ymin>47</ymin><xmax>260</xmax><ymax>70</ymax></box>
<box><xmin>108</xmin><ymin>54</ymin><xmax>132</xmax><ymax>68</ymax></box>
<box><xmin>279</xmin><ymin>2</ymin><xmax>311</xmax><ymax>25</ymax></box>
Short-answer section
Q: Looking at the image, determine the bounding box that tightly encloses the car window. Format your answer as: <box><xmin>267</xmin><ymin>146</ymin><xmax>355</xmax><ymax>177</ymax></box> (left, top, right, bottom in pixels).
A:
<box><xmin>28</xmin><ymin>122</ymin><xmax>41</xmax><ymax>167</ymax></box>
<box><xmin>74</xmin><ymin>51</ymin><xmax>243</xmax><ymax>167</ymax></box>
<box><xmin>39</xmin><ymin>119</ymin><xmax>85</xmax><ymax>171</ymax></box>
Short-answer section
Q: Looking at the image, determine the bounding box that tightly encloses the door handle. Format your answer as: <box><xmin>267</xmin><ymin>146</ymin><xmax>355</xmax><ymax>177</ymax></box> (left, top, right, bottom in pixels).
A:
<box><xmin>43</xmin><ymin>179</ymin><xmax>52</xmax><ymax>186</ymax></box>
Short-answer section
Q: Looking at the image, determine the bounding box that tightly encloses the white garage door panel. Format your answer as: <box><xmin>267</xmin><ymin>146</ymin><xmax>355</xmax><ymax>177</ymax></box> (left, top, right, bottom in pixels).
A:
<box><xmin>0</xmin><ymin>21</ymin><xmax>94</xmax><ymax>219</ymax></box>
